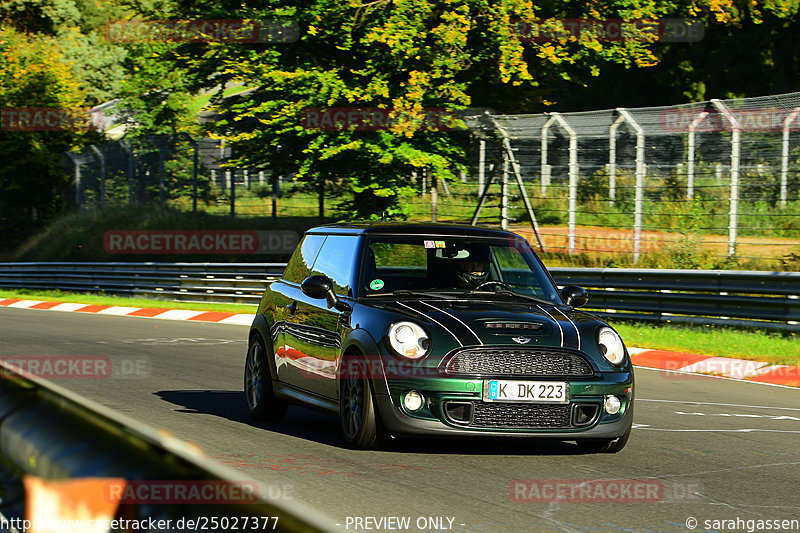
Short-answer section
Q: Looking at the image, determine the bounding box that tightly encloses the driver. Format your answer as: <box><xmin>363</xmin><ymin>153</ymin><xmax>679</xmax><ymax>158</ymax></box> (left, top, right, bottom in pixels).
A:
<box><xmin>455</xmin><ymin>246</ymin><xmax>490</xmax><ymax>290</ymax></box>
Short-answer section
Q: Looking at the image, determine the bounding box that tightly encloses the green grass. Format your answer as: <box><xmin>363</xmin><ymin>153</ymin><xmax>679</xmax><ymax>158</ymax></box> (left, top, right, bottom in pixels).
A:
<box><xmin>613</xmin><ymin>321</ymin><xmax>800</xmax><ymax>366</ymax></box>
<box><xmin>2</xmin><ymin>288</ymin><xmax>797</xmax><ymax>366</ymax></box>
<box><xmin>0</xmin><ymin>289</ymin><xmax>256</xmax><ymax>314</ymax></box>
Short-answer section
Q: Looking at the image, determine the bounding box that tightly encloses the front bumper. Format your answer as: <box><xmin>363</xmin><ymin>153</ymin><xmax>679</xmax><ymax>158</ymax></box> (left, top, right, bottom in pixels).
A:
<box><xmin>372</xmin><ymin>372</ymin><xmax>634</xmax><ymax>438</ymax></box>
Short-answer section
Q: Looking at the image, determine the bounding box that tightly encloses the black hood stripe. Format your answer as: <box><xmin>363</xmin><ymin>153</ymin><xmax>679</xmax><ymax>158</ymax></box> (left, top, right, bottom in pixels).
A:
<box><xmin>418</xmin><ymin>301</ymin><xmax>483</xmax><ymax>346</ymax></box>
<box><xmin>536</xmin><ymin>304</ymin><xmax>563</xmax><ymax>347</ymax></box>
<box><xmin>395</xmin><ymin>301</ymin><xmax>463</xmax><ymax>346</ymax></box>
<box><xmin>554</xmin><ymin>307</ymin><xmax>581</xmax><ymax>351</ymax></box>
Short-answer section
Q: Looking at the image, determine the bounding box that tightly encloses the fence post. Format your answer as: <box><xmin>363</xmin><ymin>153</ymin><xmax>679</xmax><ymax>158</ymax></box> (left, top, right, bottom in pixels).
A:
<box><xmin>781</xmin><ymin>108</ymin><xmax>800</xmax><ymax>209</ymax></box>
<box><xmin>431</xmin><ymin>170</ymin><xmax>438</xmax><ymax>222</ymax></box>
<box><xmin>711</xmin><ymin>99</ymin><xmax>741</xmax><ymax>257</ymax></box>
<box><xmin>157</xmin><ymin>143</ymin><xmax>167</xmax><ymax>208</ymax></box>
<box><xmin>89</xmin><ymin>145</ymin><xmax>106</xmax><ymax>208</ymax></box>
<box><xmin>65</xmin><ymin>152</ymin><xmax>83</xmax><ymax>209</ymax></box>
<box><xmin>609</xmin><ymin>114</ymin><xmax>626</xmax><ymax>205</ymax></box>
<box><xmin>192</xmin><ymin>141</ymin><xmax>199</xmax><ymax>213</ymax></box>
<box><xmin>687</xmin><ymin>110</ymin><xmax>708</xmax><ymax>201</ymax></box>
<box><xmin>501</xmin><ymin>152</ymin><xmax>508</xmax><ymax>230</ymax></box>
<box><xmin>540</xmin><ymin>120</ymin><xmax>550</xmax><ymax>197</ymax></box>
<box><xmin>119</xmin><ymin>140</ymin><xmax>135</xmax><ymax>205</ymax></box>
<box><xmin>478</xmin><ymin>139</ymin><xmax>486</xmax><ymax>196</ymax></box>
<box><xmin>617</xmin><ymin>109</ymin><xmax>645</xmax><ymax>263</ymax></box>
<box><xmin>272</xmin><ymin>175</ymin><xmax>279</xmax><ymax>221</ymax></box>
<box><xmin>230</xmin><ymin>169</ymin><xmax>236</xmax><ymax>217</ymax></box>
<box><xmin>546</xmin><ymin>113</ymin><xmax>578</xmax><ymax>254</ymax></box>
<box><xmin>318</xmin><ymin>177</ymin><xmax>324</xmax><ymax>220</ymax></box>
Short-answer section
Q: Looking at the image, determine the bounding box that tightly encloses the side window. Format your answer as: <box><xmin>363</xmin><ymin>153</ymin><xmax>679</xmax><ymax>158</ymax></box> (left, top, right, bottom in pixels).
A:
<box><xmin>310</xmin><ymin>235</ymin><xmax>360</xmax><ymax>296</ymax></box>
<box><xmin>282</xmin><ymin>234</ymin><xmax>326</xmax><ymax>283</ymax></box>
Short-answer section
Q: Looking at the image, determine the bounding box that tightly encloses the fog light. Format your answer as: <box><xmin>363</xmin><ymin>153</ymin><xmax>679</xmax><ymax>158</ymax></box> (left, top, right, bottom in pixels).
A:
<box><xmin>604</xmin><ymin>395</ymin><xmax>622</xmax><ymax>415</ymax></box>
<box><xmin>403</xmin><ymin>391</ymin><xmax>424</xmax><ymax>411</ymax></box>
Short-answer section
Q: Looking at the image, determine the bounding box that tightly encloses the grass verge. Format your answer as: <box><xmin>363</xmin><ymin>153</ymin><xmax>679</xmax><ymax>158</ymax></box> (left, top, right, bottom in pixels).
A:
<box><xmin>1</xmin><ymin>288</ymin><xmax>797</xmax><ymax>366</ymax></box>
<box><xmin>0</xmin><ymin>289</ymin><xmax>256</xmax><ymax>314</ymax></box>
<box><xmin>613</xmin><ymin>321</ymin><xmax>800</xmax><ymax>366</ymax></box>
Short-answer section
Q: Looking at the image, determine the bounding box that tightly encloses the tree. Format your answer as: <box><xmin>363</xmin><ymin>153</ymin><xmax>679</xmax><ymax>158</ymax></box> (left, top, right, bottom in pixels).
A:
<box><xmin>0</xmin><ymin>27</ymin><xmax>93</xmax><ymax>250</ymax></box>
<box><xmin>150</xmin><ymin>0</ymin><xmax>795</xmax><ymax>220</ymax></box>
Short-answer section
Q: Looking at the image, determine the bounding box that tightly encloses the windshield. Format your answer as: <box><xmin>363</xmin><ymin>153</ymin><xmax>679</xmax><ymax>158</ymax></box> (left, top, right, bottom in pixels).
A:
<box><xmin>359</xmin><ymin>235</ymin><xmax>560</xmax><ymax>303</ymax></box>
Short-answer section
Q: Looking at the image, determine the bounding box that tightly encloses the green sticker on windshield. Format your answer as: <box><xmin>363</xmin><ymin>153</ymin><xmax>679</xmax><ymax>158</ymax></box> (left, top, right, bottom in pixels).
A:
<box><xmin>369</xmin><ymin>279</ymin><xmax>384</xmax><ymax>291</ymax></box>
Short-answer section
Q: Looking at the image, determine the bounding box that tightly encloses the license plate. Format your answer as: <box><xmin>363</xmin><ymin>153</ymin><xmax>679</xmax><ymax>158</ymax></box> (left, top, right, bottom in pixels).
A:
<box><xmin>483</xmin><ymin>380</ymin><xmax>569</xmax><ymax>403</ymax></box>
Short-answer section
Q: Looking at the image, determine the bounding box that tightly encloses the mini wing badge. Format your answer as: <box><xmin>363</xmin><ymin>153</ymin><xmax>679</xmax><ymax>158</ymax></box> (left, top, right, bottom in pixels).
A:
<box><xmin>512</xmin><ymin>336</ymin><xmax>531</xmax><ymax>345</ymax></box>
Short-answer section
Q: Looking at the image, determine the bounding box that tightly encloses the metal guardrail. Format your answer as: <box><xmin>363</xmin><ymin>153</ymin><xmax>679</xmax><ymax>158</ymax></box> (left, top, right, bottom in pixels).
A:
<box><xmin>0</xmin><ymin>359</ymin><xmax>337</xmax><ymax>532</ymax></box>
<box><xmin>1</xmin><ymin>262</ymin><xmax>798</xmax><ymax>330</ymax></box>
<box><xmin>0</xmin><ymin>262</ymin><xmax>285</xmax><ymax>305</ymax></box>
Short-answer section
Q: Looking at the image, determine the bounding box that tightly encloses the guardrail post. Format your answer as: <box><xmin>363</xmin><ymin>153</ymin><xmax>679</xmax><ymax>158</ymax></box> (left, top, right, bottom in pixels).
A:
<box><xmin>711</xmin><ymin>99</ymin><xmax>741</xmax><ymax>257</ymax></box>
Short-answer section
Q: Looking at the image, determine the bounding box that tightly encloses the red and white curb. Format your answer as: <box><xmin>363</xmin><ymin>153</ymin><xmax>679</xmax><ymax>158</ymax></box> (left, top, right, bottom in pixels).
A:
<box><xmin>629</xmin><ymin>348</ymin><xmax>800</xmax><ymax>387</ymax></box>
<box><xmin>0</xmin><ymin>298</ymin><xmax>254</xmax><ymax>326</ymax></box>
<box><xmin>2</xmin><ymin>298</ymin><xmax>798</xmax><ymax>387</ymax></box>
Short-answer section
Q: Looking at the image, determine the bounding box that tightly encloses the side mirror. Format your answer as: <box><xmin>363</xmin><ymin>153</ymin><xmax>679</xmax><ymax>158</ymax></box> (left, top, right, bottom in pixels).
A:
<box><xmin>301</xmin><ymin>275</ymin><xmax>351</xmax><ymax>313</ymax></box>
<box><xmin>560</xmin><ymin>285</ymin><xmax>589</xmax><ymax>308</ymax></box>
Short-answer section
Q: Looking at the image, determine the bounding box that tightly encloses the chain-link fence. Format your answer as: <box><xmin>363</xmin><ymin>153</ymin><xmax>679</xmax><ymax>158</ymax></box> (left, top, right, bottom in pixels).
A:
<box><xmin>448</xmin><ymin>92</ymin><xmax>800</xmax><ymax>269</ymax></box>
<box><xmin>63</xmin><ymin>135</ymin><xmax>296</xmax><ymax>218</ymax></box>
<box><xmin>65</xmin><ymin>92</ymin><xmax>800</xmax><ymax>269</ymax></box>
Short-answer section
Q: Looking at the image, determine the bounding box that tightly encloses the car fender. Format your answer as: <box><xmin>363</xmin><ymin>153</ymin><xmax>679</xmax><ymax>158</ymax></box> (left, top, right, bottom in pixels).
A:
<box><xmin>249</xmin><ymin>313</ymin><xmax>281</xmax><ymax>392</ymax></box>
<box><xmin>340</xmin><ymin>328</ymin><xmax>391</xmax><ymax>397</ymax></box>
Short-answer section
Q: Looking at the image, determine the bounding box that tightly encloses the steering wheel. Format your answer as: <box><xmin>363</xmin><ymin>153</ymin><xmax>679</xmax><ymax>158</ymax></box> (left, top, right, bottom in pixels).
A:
<box><xmin>474</xmin><ymin>281</ymin><xmax>513</xmax><ymax>291</ymax></box>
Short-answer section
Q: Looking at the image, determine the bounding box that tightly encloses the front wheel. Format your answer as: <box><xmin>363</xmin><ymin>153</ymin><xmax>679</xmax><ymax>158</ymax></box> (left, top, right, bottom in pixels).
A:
<box><xmin>339</xmin><ymin>357</ymin><xmax>380</xmax><ymax>450</ymax></box>
<box><xmin>244</xmin><ymin>333</ymin><xmax>287</xmax><ymax>422</ymax></box>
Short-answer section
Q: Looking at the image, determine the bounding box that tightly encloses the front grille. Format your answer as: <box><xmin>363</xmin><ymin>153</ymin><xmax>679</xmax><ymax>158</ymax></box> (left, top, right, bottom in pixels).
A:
<box><xmin>443</xmin><ymin>348</ymin><xmax>594</xmax><ymax>377</ymax></box>
<box><xmin>471</xmin><ymin>402</ymin><xmax>571</xmax><ymax>429</ymax></box>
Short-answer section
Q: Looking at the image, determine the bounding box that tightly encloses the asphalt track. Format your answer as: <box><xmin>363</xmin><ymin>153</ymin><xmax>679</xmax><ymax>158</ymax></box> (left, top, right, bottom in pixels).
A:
<box><xmin>1</xmin><ymin>307</ymin><xmax>798</xmax><ymax>533</ymax></box>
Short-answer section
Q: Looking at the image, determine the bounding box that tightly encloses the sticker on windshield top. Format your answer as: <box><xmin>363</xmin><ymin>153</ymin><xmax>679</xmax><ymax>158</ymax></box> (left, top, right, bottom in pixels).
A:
<box><xmin>424</xmin><ymin>240</ymin><xmax>435</xmax><ymax>248</ymax></box>
<box><xmin>369</xmin><ymin>279</ymin><xmax>384</xmax><ymax>290</ymax></box>
<box><xmin>435</xmin><ymin>240</ymin><xmax>445</xmax><ymax>248</ymax></box>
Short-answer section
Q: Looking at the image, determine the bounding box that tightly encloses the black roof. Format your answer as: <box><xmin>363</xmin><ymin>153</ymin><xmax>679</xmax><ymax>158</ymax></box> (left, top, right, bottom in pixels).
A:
<box><xmin>305</xmin><ymin>222</ymin><xmax>515</xmax><ymax>238</ymax></box>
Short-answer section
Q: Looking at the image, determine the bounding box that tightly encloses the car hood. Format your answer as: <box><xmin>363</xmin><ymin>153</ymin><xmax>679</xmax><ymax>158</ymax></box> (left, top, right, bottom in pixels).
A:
<box><xmin>370</xmin><ymin>298</ymin><xmax>597</xmax><ymax>351</ymax></box>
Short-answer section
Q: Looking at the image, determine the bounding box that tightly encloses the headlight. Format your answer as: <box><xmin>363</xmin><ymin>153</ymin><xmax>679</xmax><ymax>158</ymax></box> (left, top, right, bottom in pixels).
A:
<box><xmin>597</xmin><ymin>327</ymin><xmax>626</xmax><ymax>365</ymax></box>
<box><xmin>387</xmin><ymin>321</ymin><xmax>429</xmax><ymax>359</ymax></box>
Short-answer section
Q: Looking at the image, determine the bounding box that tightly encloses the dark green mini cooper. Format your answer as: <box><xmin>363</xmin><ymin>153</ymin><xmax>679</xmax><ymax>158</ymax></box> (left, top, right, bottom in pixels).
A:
<box><xmin>245</xmin><ymin>223</ymin><xmax>633</xmax><ymax>451</ymax></box>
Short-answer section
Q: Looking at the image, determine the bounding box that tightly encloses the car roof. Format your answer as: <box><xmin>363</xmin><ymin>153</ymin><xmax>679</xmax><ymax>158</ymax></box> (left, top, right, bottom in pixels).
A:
<box><xmin>304</xmin><ymin>222</ymin><xmax>516</xmax><ymax>238</ymax></box>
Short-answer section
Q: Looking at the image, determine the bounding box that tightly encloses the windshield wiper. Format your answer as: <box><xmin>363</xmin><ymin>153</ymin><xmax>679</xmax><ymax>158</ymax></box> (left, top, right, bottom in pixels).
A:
<box><xmin>469</xmin><ymin>287</ymin><xmax>555</xmax><ymax>307</ymax></box>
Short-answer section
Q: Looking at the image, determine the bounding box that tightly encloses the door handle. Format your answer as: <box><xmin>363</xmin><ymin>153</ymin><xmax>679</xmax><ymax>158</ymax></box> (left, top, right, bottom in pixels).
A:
<box><xmin>286</xmin><ymin>301</ymin><xmax>297</xmax><ymax>316</ymax></box>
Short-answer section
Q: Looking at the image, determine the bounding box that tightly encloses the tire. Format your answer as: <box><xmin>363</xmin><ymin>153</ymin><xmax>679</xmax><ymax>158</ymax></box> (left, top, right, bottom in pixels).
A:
<box><xmin>244</xmin><ymin>333</ymin><xmax>287</xmax><ymax>422</ymax></box>
<box><xmin>339</xmin><ymin>356</ymin><xmax>381</xmax><ymax>450</ymax></box>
